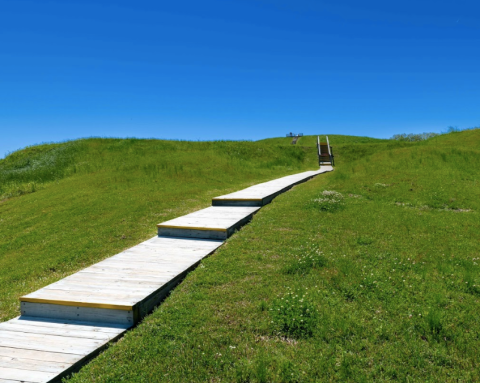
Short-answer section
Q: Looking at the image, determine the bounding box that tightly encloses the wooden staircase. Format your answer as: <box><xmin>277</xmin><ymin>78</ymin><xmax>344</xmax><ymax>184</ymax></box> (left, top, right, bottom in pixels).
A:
<box><xmin>317</xmin><ymin>136</ymin><xmax>334</xmax><ymax>166</ymax></box>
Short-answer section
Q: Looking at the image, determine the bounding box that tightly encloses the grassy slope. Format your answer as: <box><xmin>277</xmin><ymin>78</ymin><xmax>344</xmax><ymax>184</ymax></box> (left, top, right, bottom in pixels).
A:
<box><xmin>0</xmin><ymin>138</ymin><xmax>317</xmax><ymax>321</ymax></box>
<box><xmin>67</xmin><ymin>130</ymin><xmax>480</xmax><ymax>383</ymax></box>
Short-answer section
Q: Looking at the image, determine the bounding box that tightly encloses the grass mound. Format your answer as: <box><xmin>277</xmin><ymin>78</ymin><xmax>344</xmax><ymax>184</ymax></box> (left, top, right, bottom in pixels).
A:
<box><xmin>0</xmin><ymin>138</ymin><xmax>316</xmax><ymax>321</ymax></box>
<box><xmin>65</xmin><ymin>129</ymin><xmax>480</xmax><ymax>382</ymax></box>
<box><xmin>0</xmin><ymin>141</ymin><xmax>81</xmax><ymax>199</ymax></box>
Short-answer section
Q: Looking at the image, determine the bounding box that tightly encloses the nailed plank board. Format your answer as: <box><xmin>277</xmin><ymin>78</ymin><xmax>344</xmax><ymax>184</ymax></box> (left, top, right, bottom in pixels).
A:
<box><xmin>0</xmin><ymin>356</ymin><xmax>69</xmax><ymax>373</ymax></box>
<box><xmin>0</xmin><ymin>317</ymin><xmax>127</xmax><ymax>383</ymax></box>
<box><xmin>0</xmin><ymin>367</ymin><xmax>56</xmax><ymax>383</ymax></box>
<box><xmin>5</xmin><ymin>317</ymin><xmax>128</xmax><ymax>332</ymax></box>
<box><xmin>20</xmin><ymin>302</ymin><xmax>135</xmax><ymax>326</ymax></box>
<box><xmin>157</xmin><ymin>206</ymin><xmax>260</xmax><ymax>239</ymax></box>
<box><xmin>20</xmin><ymin>237</ymin><xmax>223</xmax><ymax>323</ymax></box>
<box><xmin>0</xmin><ymin>324</ymin><xmax>116</xmax><ymax>341</ymax></box>
<box><xmin>212</xmin><ymin>166</ymin><xmax>333</xmax><ymax>206</ymax></box>
<box><xmin>0</xmin><ymin>346</ymin><xmax>81</xmax><ymax>364</ymax></box>
<box><xmin>0</xmin><ymin>332</ymin><xmax>107</xmax><ymax>354</ymax></box>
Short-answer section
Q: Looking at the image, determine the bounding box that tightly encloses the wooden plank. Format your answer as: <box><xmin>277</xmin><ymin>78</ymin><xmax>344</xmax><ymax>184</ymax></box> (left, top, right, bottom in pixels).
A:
<box><xmin>20</xmin><ymin>302</ymin><xmax>134</xmax><ymax>325</ymax></box>
<box><xmin>136</xmin><ymin>242</ymin><xmax>222</xmax><ymax>251</ymax></box>
<box><xmin>65</xmin><ymin>275</ymin><xmax>170</xmax><ymax>289</ymax></box>
<box><xmin>102</xmin><ymin>254</ymin><xmax>201</xmax><ymax>264</ymax></box>
<box><xmin>111</xmin><ymin>247</ymin><xmax>208</xmax><ymax>257</ymax></box>
<box><xmin>48</xmin><ymin>281</ymin><xmax>161</xmax><ymax>295</ymax></box>
<box><xmin>10</xmin><ymin>317</ymin><xmax>128</xmax><ymax>332</ymax></box>
<box><xmin>0</xmin><ymin>331</ymin><xmax>104</xmax><ymax>350</ymax></box>
<box><xmin>0</xmin><ymin>367</ymin><xmax>56</xmax><ymax>383</ymax></box>
<box><xmin>40</xmin><ymin>282</ymin><xmax>158</xmax><ymax>296</ymax></box>
<box><xmin>96</xmin><ymin>259</ymin><xmax>196</xmax><ymax>271</ymax></box>
<box><xmin>74</xmin><ymin>269</ymin><xmax>177</xmax><ymax>282</ymax></box>
<box><xmin>0</xmin><ymin>346</ymin><xmax>82</xmax><ymax>364</ymax></box>
<box><xmin>23</xmin><ymin>289</ymin><xmax>142</xmax><ymax>304</ymax></box>
<box><xmin>119</xmin><ymin>241</ymin><xmax>218</xmax><ymax>251</ymax></box>
<box><xmin>141</xmin><ymin>235</ymin><xmax>223</xmax><ymax>247</ymax></box>
<box><xmin>86</xmin><ymin>262</ymin><xmax>182</xmax><ymax>273</ymax></box>
<box><xmin>0</xmin><ymin>324</ymin><xmax>116</xmax><ymax>341</ymax></box>
<box><xmin>47</xmin><ymin>276</ymin><xmax>166</xmax><ymax>289</ymax></box>
<box><xmin>28</xmin><ymin>267</ymin><xmax>178</xmax><ymax>288</ymax></box>
<box><xmin>21</xmin><ymin>297</ymin><xmax>132</xmax><ymax>312</ymax></box>
<box><xmin>21</xmin><ymin>297</ymin><xmax>138</xmax><ymax>311</ymax></box>
<box><xmin>157</xmin><ymin>221</ymin><xmax>228</xmax><ymax>231</ymax></box>
<box><xmin>157</xmin><ymin>227</ymin><xmax>228</xmax><ymax>240</ymax></box>
<box><xmin>0</xmin><ymin>323</ymin><xmax>113</xmax><ymax>341</ymax></box>
<box><xmin>108</xmin><ymin>254</ymin><xmax>204</xmax><ymax>265</ymax></box>
<box><xmin>0</xmin><ymin>337</ymin><xmax>99</xmax><ymax>356</ymax></box>
<box><xmin>85</xmin><ymin>264</ymin><xmax>184</xmax><ymax>277</ymax></box>
<box><xmin>113</xmin><ymin>249</ymin><xmax>207</xmax><ymax>259</ymax></box>
<box><xmin>24</xmin><ymin>284</ymin><xmax>171</xmax><ymax>304</ymax></box>
<box><xmin>0</xmin><ymin>355</ymin><xmax>68</xmax><ymax>373</ymax></box>
<box><xmin>109</xmin><ymin>251</ymin><xmax>207</xmax><ymax>261</ymax></box>
<box><xmin>75</xmin><ymin>270</ymin><xmax>174</xmax><ymax>283</ymax></box>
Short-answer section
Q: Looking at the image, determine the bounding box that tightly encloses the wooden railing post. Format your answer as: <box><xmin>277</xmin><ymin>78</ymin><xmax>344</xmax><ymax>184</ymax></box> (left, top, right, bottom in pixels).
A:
<box><xmin>326</xmin><ymin>136</ymin><xmax>334</xmax><ymax>166</ymax></box>
<box><xmin>317</xmin><ymin>136</ymin><xmax>321</xmax><ymax>166</ymax></box>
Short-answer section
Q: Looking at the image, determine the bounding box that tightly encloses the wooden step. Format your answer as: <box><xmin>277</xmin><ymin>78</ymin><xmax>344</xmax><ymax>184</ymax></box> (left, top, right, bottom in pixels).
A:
<box><xmin>0</xmin><ymin>316</ymin><xmax>127</xmax><ymax>383</ymax></box>
<box><xmin>157</xmin><ymin>206</ymin><xmax>260</xmax><ymax>239</ymax></box>
<box><xmin>20</xmin><ymin>237</ymin><xmax>223</xmax><ymax>326</ymax></box>
<box><xmin>212</xmin><ymin>167</ymin><xmax>333</xmax><ymax>206</ymax></box>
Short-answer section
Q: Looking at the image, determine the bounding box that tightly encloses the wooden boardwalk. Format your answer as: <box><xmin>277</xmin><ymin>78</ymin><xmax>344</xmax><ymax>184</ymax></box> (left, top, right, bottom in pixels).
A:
<box><xmin>1</xmin><ymin>166</ymin><xmax>333</xmax><ymax>382</ymax></box>
<box><xmin>213</xmin><ymin>167</ymin><xmax>332</xmax><ymax>206</ymax></box>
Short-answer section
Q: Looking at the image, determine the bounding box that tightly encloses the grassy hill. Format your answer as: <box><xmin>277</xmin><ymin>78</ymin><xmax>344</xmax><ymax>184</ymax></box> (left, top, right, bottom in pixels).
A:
<box><xmin>0</xmin><ymin>138</ymin><xmax>317</xmax><ymax>321</ymax></box>
<box><xmin>2</xmin><ymin>130</ymin><xmax>479</xmax><ymax>382</ymax></box>
<box><xmin>66</xmin><ymin>129</ymin><xmax>479</xmax><ymax>383</ymax></box>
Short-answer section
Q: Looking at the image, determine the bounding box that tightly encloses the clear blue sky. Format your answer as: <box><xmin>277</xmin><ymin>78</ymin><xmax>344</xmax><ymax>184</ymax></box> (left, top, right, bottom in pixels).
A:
<box><xmin>1</xmin><ymin>0</ymin><xmax>479</xmax><ymax>157</ymax></box>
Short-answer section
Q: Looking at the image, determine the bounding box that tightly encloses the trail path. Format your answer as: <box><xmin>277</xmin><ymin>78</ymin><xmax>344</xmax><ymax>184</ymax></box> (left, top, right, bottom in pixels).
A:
<box><xmin>1</xmin><ymin>166</ymin><xmax>333</xmax><ymax>382</ymax></box>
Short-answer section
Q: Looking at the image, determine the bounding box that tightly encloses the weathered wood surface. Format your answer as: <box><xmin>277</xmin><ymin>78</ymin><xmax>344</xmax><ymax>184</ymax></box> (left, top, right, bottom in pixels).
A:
<box><xmin>157</xmin><ymin>206</ymin><xmax>260</xmax><ymax>239</ymax></box>
<box><xmin>212</xmin><ymin>166</ymin><xmax>333</xmax><ymax>206</ymax></box>
<box><xmin>20</xmin><ymin>237</ymin><xmax>222</xmax><ymax>324</ymax></box>
<box><xmin>0</xmin><ymin>317</ymin><xmax>127</xmax><ymax>383</ymax></box>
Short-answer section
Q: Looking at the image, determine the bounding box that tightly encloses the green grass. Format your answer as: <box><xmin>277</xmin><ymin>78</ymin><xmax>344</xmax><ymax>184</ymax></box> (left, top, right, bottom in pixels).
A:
<box><xmin>64</xmin><ymin>129</ymin><xmax>480</xmax><ymax>382</ymax></box>
<box><xmin>2</xmin><ymin>130</ymin><xmax>479</xmax><ymax>382</ymax></box>
<box><xmin>0</xmin><ymin>138</ymin><xmax>317</xmax><ymax>321</ymax></box>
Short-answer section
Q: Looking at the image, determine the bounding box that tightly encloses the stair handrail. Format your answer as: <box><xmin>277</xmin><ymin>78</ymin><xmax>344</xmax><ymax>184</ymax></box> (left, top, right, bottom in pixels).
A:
<box><xmin>317</xmin><ymin>136</ymin><xmax>321</xmax><ymax>165</ymax></box>
<box><xmin>326</xmin><ymin>136</ymin><xmax>334</xmax><ymax>166</ymax></box>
